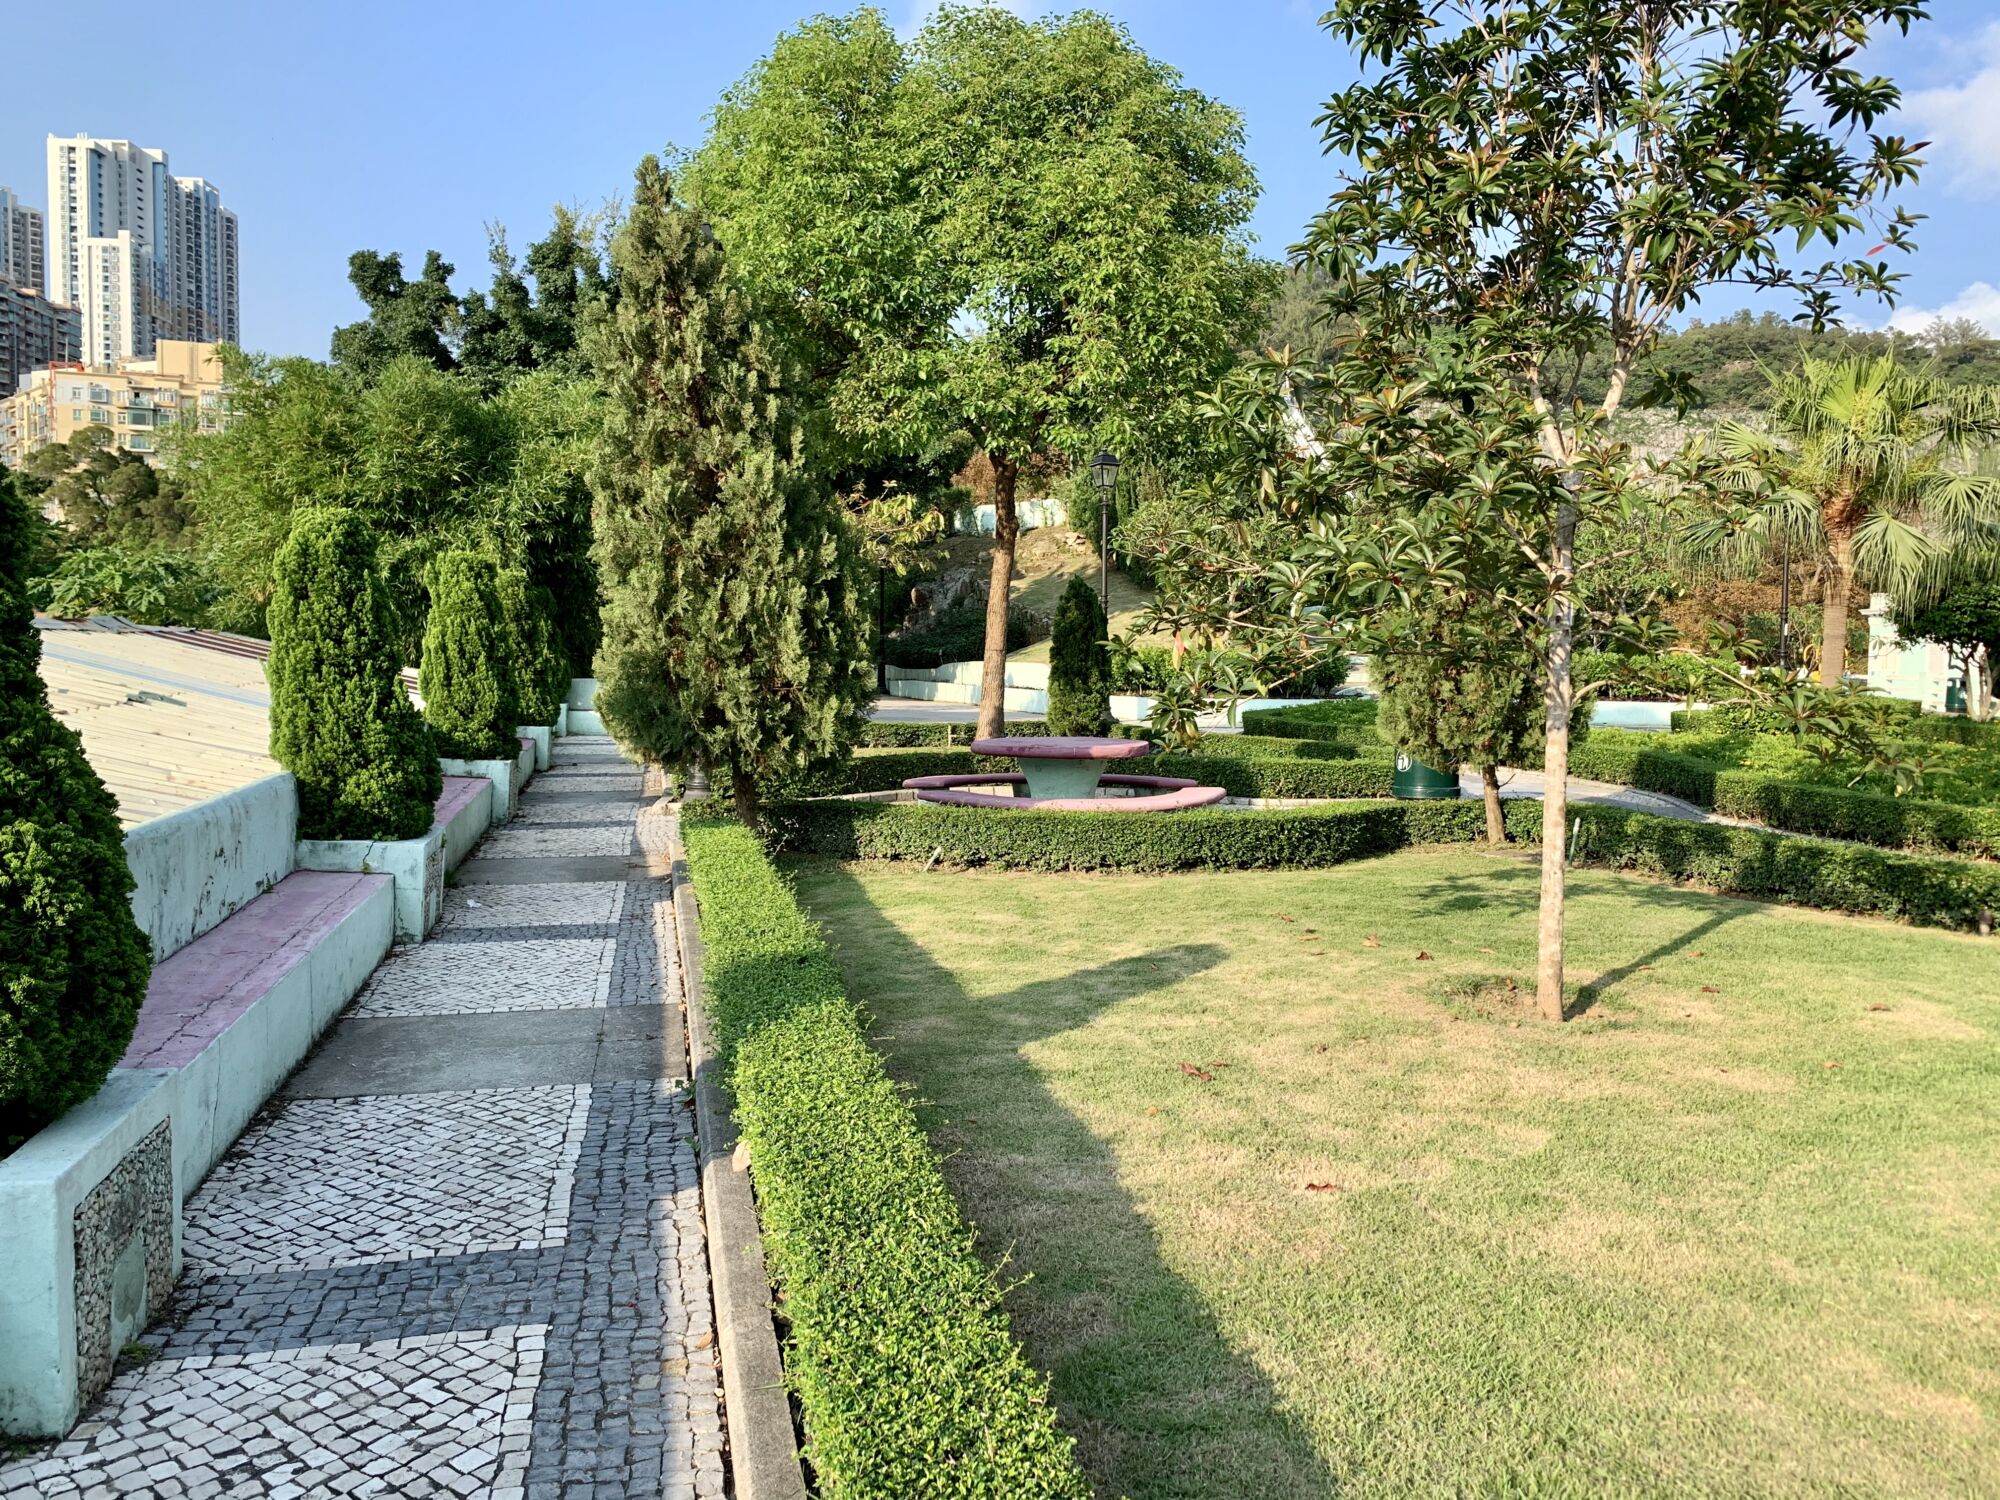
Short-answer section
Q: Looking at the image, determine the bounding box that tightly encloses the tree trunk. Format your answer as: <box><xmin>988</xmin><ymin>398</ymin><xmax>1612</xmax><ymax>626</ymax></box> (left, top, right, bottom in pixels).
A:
<box><xmin>1974</xmin><ymin>647</ymin><xmax>1993</xmax><ymax>723</ymax></box>
<box><xmin>730</xmin><ymin>760</ymin><xmax>760</xmax><ymax>829</ymax></box>
<box><xmin>1535</xmin><ymin>500</ymin><xmax>1579</xmax><ymax>1024</ymax></box>
<box><xmin>1819</xmin><ymin>524</ymin><xmax>1856</xmax><ymax>687</ymax></box>
<box><xmin>1480</xmin><ymin>766</ymin><xmax>1507</xmax><ymax>843</ymax></box>
<box><xmin>976</xmin><ymin>454</ymin><xmax>1020</xmax><ymax>741</ymax></box>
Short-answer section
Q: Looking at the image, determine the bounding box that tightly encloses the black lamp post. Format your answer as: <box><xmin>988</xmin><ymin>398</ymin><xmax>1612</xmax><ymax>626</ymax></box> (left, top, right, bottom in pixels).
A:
<box><xmin>872</xmin><ymin>532</ymin><xmax>892</xmax><ymax>697</ymax></box>
<box><xmin>1090</xmin><ymin>450</ymin><xmax>1120</xmax><ymax>610</ymax></box>
<box><xmin>1777</xmin><ymin>518</ymin><xmax>1792</xmax><ymax>677</ymax></box>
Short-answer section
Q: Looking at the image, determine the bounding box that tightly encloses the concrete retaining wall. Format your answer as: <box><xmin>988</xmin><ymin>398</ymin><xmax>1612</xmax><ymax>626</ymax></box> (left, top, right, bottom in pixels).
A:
<box><xmin>123</xmin><ymin>773</ymin><xmax>298</xmax><ymax>962</ymax></box>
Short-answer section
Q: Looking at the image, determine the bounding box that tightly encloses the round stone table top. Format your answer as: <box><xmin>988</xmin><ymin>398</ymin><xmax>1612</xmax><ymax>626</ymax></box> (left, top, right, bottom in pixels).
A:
<box><xmin>970</xmin><ymin>736</ymin><xmax>1153</xmax><ymax>760</ymax></box>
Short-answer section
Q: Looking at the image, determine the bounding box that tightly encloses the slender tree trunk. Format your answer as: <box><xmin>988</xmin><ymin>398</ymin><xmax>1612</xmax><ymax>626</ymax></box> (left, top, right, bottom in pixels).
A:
<box><xmin>976</xmin><ymin>454</ymin><xmax>1020</xmax><ymax>741</ymax></box>
<box><xmin>1974</xmin><ymin>647</ymin><xmax>1993</xmax><ymax>722</ymax></box>
<box><xmin>1819</xmin><ymin>524</ymin><xmax>1856</xmax><ymax>687</ymax></box>
<box><xmin>1480</xmin><ymin>765</ymin><xmax>1507</xmax><ymax>843</ymax></box>
<box><xmin>1535</xmin><ymin>500</ymin><xmax>1579</xmax><ymax>1024</ymax></box>
<box><xmin>730</xmin><ymin>759</ymin><xmax>760</xmax><ymax>829</ymax></box>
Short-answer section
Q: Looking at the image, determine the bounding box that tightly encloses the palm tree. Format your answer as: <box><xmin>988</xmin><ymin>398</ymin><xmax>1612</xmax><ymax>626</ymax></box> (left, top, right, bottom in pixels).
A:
<box><xmin>1681</xmin><ymin>356</ymin><xmax>2000</xmax><ymax>684</ymax></box>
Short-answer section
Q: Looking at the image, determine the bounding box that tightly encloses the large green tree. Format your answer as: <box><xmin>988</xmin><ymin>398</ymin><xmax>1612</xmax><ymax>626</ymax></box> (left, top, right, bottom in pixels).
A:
<box><xmin>585</xmin><ymin>157</ymin><xmax>870</xmax><ymax>823</ymax></box>
<box><xmin>330</xmin><ymin>250</ymin><xmax>460</xmax><ymax>377</ymax></box>
<box><xmin>684</xmin><ymin>5</ymin><xmax>1263</xmax><ymax>738</ymax></box>
<box><xmin>1894</xmin><ymin>571</ymin><xmax>2000</xmax><ymax>720</ymax></box>
<box><xmin>1299</xmin><ymin>0</ymin><xmax>1928</xmax><ymax>1019</ymax></box>
<box><xmin>0</xmin><ymin>467</ymin><xmax>151</xmax><ymax>1150</ymax></box>
<box><xmin>458</xmin><ymin>207</ymin><xmax>616</xmax><ymax>393</ymax></box>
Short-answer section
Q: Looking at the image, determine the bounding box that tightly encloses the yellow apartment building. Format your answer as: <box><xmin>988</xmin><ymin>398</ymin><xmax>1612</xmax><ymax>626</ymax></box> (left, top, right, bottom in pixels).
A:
<box><xmin>0</xmin><ymin>339</ymin><xmax>229</xmax><ymax>467</ymax></box>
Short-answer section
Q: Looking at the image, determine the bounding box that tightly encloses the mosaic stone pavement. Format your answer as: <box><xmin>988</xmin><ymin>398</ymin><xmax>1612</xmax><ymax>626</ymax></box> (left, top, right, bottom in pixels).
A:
<box><xmin>1</xmin><ymin>738</ymin><xmax>725</xmax><ymax>1500</ymax></box>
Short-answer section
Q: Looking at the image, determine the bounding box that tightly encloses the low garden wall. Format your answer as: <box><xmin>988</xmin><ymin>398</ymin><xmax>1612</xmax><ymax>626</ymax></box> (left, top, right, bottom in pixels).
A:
<box><xmin>564</xmin><ymin>676</ymin><xmax>606</xmax><ymax>736</ymax></box>
<box><xmin>123</xmin><ymin>773</ymin><xmax>298</xmax><ymax>961</ymax></box>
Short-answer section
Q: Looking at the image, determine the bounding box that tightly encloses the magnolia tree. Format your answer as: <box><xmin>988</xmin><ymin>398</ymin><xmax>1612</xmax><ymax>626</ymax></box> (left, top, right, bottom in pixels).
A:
<box><xmin>1301</xmin><ymin>0</ymin><xmax>1926</xmax><ymax>1019</ymax></box>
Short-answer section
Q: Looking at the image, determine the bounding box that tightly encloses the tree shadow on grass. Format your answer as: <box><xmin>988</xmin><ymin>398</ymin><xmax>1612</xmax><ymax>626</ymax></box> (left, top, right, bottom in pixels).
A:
<box><xmin>795</xmin><ymin>861</ymin><xmax>1340</xmax><ymax>1500</ymax></box>
<box><xmin>1402</xmin><ymin>863</ymin><xmax>1755</xmax><ymax>1015</ymax></box>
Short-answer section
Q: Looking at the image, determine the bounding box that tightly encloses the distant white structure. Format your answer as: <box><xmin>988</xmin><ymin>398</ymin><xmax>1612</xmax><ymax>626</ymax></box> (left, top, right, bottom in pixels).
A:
<box><xmin>45</xmin><ymin>136</ymin><xmax>239</xmax><ymax>364</ymax></box>
<box><xmin>0</xmin><ymin>186</ymin><xmax>45</xmax><ymax>293</ymax></box>
<box><xmin>1866</xmin><ymin>592</ymin><xmax>1987</xmax><ymax>715</ymax></box>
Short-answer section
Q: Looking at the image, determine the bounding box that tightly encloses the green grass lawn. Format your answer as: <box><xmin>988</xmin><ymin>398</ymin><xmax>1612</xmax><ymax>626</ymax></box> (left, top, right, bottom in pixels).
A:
<box><xmin>790</xmin><ymin>849</ymin><xmax>2000</xmax><ymax>1499</ymax></box>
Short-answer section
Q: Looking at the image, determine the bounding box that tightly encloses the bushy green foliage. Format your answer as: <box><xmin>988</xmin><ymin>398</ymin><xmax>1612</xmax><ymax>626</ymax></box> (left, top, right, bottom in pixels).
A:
<box><xmin>0</xmin><ymin>470</ymin><xmax>152</xmax><ymax>1151</ymax></box>
<box><xmin>681</xmin><ymin>817</ymin><xmax>1091</xmax><ymax>1497</ymax></box>
<box><xmin>494</xmin><ymin>567</ymin><xmax>566</xmax><ymax>727</ymax></box>
<box><xmin>586</xmin><ymin>158</ymin><xmax>870</xmax><ymax>820</ymax></box>
<box><xmin>420</xmin><ymin>550</ymin><xmax>519</xmax><ymax>760</ymax></box>
<box><xmin>883</xmin><ymin>606</ymin><xmax>1032</xmax><ymax>669</ymax></box>
<box><xmin>857</xmin><ymin>719</ymin><xmax>1055</xmax><ymax>748</ymax></box>
<box><xmin>1710</xmin><ymin>776</ymin><xmax>2000</xmax><ymax>861</ymax></box>
<box><xmin>1564</xmin><ymin>736</ymin><xmax>1723</xmax><ymax>806</ymax></box>
<box><xmin>1045</xmin><ymin>578</ymin><xmax>1111</xmax><ymax>736</ymax></box>
<box><xmin>808</xmin><ymin>741</ymin><xmax>1394</xmax><ymax>800</ymax></box>
<box><xmin>31</xmin><ymin>545</ymin><xmax>217</xmax><ymax>626</ymax></box>
<box><xmin>269</xmin><ymin>508</ymin><xmax>443</xmax><ymax>841</ymax></box>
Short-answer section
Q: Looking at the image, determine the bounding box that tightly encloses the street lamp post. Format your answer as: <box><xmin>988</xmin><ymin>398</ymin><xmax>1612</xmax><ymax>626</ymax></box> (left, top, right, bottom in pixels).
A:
<box><xmin>1089</xmin><ymin>450</ymin><xmax>1120</xmax><ymax>612</ymax></box>
<box><xmin>1777</xmin><ymin>518</ymin><xmax>1792</xmax><ymax>677</ymax></box>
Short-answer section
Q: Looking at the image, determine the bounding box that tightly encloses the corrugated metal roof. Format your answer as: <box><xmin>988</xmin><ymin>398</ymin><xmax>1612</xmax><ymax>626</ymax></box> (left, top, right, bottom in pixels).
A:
<box><xmin>34</xmin><ymin>617</ymin><xmax>279</xmax><ymax>828</ymax></box>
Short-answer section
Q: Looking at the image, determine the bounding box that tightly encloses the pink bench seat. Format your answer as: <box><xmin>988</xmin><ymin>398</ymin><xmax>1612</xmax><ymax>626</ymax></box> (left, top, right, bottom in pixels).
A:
<box><xmin>120</xmin><ymin>870</ymin><xmax>390</xmax><ymax>1071</ymax></box>
<box><xmin>913</xmin><ymin>783</ymin><xmax>1225</xmax><ymax>812</ymax></box>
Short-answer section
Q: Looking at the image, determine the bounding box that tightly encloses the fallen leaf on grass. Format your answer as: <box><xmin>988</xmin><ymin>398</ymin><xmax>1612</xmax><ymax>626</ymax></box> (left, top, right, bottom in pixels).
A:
<box><xmin>1867</xmin><ymin>1003</ymin><xmax>1889</xmax><ymax>1012</ymax></box>
<box><xmin>1146</xmin><ymin>1106</ymin><xmax>1160</xmax><ymax>1116</ymax></box>
<box><xmin>1362</xmin><ymin>934</ymin><xmax>1381</xmax><ymax>948</ymax></box>
<box><xmin>1415</xmin><ymin>951</ymin><xmax>1433</xmax><ymax>961</ymax></box>
<box><xmin>1505</xmin><ymin>979</ymin><xmax>1518</xmax><ymax>991</ymax></box>
<box><xmin>1304</xmin><ymin>1182</ymin><xmax>1344</xmax><ymax>1193</ymax></box>
<box><xmin>1692</xmin><ymin>950</ymin><xmax>1705</xmax><ymax>958</ymax></box>
<box><xmin>1479</xmin><ymin>947</ymin><xmax>1496</xmax><ymax>955</ymax></box>
<box><xmin>1638</xmin><ymin>964</ymin><xmax>1654</xmax><ymax>971</ymax></box>
<box><xmin>1314</xmin><ymin>1043</ymin><xmax>1328</xmax><ymax>1054</ymax></box>
<box><xmin>1179</xmin><ymin>1062</ymin><xmax>1214</xmax><ymax>1083</ymax></box>
<box><xmin>1824</xmin><ymin>1060</ymin><xmax>1842</xmax><ymax>1070</ymax></box>
<box><xmin>1276</xmin><ymin>914</ymin><xmax>1296</xmax><ymax>923</ymax></box>
<box><xmin>1701</xmin><ymin>985</ymin><xmax>1720</xmax><ymax>994</ymax></box>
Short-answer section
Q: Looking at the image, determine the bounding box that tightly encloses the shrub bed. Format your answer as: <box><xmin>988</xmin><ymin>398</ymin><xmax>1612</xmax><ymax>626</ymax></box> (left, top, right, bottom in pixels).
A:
<box><xmin>1565</xmin><ymin>738</ymin><xmax>1722</xmax><ymax>806</ymax></box>
<box><xmin>806</xmin><ymin>746</ymin><xmax>1397</xmax><ymax>801</ymax></box>
<box><xmin>769</xmin><ymin>797</ymin><xmax>1489</xmax><ymax>871</ymax></box>
<box><xmin>1240</xmin><ymin>699</ymin><xmax>1380</xmax><ymax>742</ymax></box>
<box><xmin>1710</xmin><ymin>774</ymin><xmax>2000</xmax><ymax>860</ymax></box>
<box><xmin>681</xmin><ymin>818</ymin><xmax>1090</xmax><ymax>1497</ymax></box>
<box><xmin>769</xmin><ymin>797</ymin><xmax>1998</xmax><ymax>930</ymax></box>
<box><xmin>857</xmin><ymin>719</ymin><xmax>1050</xmax><ymax>749</ymax></box>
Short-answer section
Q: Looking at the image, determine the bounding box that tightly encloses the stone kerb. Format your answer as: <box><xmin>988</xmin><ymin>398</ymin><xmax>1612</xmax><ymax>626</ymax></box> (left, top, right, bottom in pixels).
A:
<box><xmin>518</xmin><ymin>722</ymin><xmax>554</xmax><ymax>771</ymax></box>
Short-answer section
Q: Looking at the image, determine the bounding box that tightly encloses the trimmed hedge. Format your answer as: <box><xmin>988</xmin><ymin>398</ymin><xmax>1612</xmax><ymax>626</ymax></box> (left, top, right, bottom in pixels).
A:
<box><xmin>681</xmin><ymin>818</ymin><xmax>1090</xmax><ymax>1498</ymax></box>
<box><xmin>1565</xmin><ymin>738</ymin><xmax>1721</xmax><ymax>805</ymax></box>
<box><xmin>809</xmin><ymin>746</ymin><xmax>1398</xmax><ymax>801</ymax></box>
<box><xmin>768</xmin><ymin>797</ymin><xmax>2000</xmax><ymax>930</ymax></box>
<box><xmin>1185</xmin><ymin>733</ymin><xmax>1367</xmax><ymax>762</ymax></box>
<box><xmin>857</xmin><ymin>719</ymin><xmax>1050</xmax><ymax>749</ymax></box>
<box><xmin>1240</xmin><ymin>698</ymin><xmax>1380</xmax><ymax>742</ymax></box>
<box><xmin>770</xmin><ymin>796</ymin><xmax>1489</xmax><ymax>871</ymax></box>
<box><xmin>420</xmin><ymin>550</ymin><xmax>520</xmax><ymax>760</ymax></box>
<box><xmin>1710</xmin><ymin>774</ymin><xmax>2000</xmax><ymax>860</ymax></box>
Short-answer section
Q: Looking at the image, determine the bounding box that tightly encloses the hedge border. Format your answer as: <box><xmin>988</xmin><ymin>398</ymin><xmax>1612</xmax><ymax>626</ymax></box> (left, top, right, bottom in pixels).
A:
<box><xmin>770</xmin><ymin>798</ymin><xmax>2000</xmax><ymax>929</ymax></box>
<box><xmin>680</xmin><ymin>817</ymin><xmax>1091</xmax><ymax>1499</ymax></box>
<box><xmin>816</xmin><ymin>745</ymin><xmax>1398</xmax><ymax>800</ymax></box>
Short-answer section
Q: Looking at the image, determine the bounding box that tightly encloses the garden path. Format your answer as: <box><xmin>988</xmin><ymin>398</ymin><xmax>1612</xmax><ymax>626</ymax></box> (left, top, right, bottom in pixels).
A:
<box><xmin>1</xmin><ymin>737</ymin><xmax>724</xmax><ymax>1500</ymax></box>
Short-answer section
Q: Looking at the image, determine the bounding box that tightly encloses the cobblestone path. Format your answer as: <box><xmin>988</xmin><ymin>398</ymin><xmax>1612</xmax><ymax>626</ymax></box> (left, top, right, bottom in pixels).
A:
<box><xmin>3</xmin><ymin>737</ymin><xmax>726</xmax><ymax>1500</ymax></box>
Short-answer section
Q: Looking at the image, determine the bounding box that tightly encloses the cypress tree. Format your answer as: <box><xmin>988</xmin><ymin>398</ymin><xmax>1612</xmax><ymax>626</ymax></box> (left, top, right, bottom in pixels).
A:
<box><xmin>421</xmin><ymin>550</ymin><xmax>520</xmax><ymax>760</ymax></box>
<box><xmin>1045</xmin><ymin>576</ymin><xmax>1112</xmax><ymax>736</ymax></box>
<box><xmin>495</xmin><ymin>566</ymin><xmax>567</xmax><ymax>727</ymax></box>
<box><xmin>268</xmin><ymin>506</ymin><xmax>442</xmax><ymax>841</ymax></box>
<box><xmin>0</xmin><ymin>467</ymin><xmax>152</xmax><ymax>1150</ymax></box>
<box><xmin>584</xmin><ymin>156</ymin><xmax>869</xmax><ymax>823</ymax></box>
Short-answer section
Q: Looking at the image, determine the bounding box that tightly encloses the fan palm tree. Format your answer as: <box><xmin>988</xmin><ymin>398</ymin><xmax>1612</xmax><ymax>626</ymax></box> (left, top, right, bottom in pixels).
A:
<box><xmin>1680</xmin><ymin>356</ymin><xmax>2000</xmax><ymax>684</ymax></box>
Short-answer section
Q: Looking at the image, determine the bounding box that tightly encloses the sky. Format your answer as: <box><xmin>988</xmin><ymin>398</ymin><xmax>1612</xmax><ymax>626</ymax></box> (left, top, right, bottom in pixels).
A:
<box><xmin>2</xmin><ymin>0</ymin><xmax>1997</xmax><ymax>360</ymax></box>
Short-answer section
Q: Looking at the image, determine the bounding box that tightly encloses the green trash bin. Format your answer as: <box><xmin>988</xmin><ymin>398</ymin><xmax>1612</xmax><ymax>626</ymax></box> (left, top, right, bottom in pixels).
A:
<box><xmin>1392</xmin><ymin>750</ymin><xmax>1460</xmax><ymax>800</ymax></box>
<box><xmin>1945</xmin><ymin>679</ymin><xmax>1967</xmax><ymax>716</ymax></box>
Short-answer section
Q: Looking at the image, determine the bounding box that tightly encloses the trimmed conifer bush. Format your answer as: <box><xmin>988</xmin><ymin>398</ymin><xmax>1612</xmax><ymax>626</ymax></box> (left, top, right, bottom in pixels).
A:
<box><xmin>268</xmin><ymin>507</ymin><xmax>442</xmax><ymax>841</ymax></box>
<box><xmin>421</xmin><ymin>550</ymin><xmax>520</xmax><ymax>760</ymax></box>
<box><xmin>1</xmin><ymin>468</ymin><xmax>152</xmax><ymax>1151</ymax></box>
<box><xmin>495</xmin><ymin>566</ymin><xmax>567</xmax><ymax>727</ymax></box>
<box><xmin>1045</xmin><ymin>577</ymin><xmax>1112</xmax><ymax>736</ymax></box>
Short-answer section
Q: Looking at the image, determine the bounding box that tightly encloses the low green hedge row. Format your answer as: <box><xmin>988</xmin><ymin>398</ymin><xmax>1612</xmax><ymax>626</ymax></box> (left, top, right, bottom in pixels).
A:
<box><xmin>1185</xmin><ymin>733</ymin><xmax>1370</xmax><ymax>762</ymax></box>
<box><xmin>769</xmin><ymin>798</ymin><xmax>2000</xmax><ymax>930</ymax></box>
<box><xmin>1239</xmin><ymin>698</ymin><xmax>1380</xmax><ymax>742</ymax></box>
<box><xmin>1565</xmin><ymin>738</ymin><xmax>1722</xmax><ymax>805</ymax></box>
<box><xmin>769</xmin><ymin>796</ymin><xmax>1492</xmax><ymax>871</ymax></box>
<box><xmin>857</xmin><ymin>719</ymin><xmax>1053</xmax><ymax>748</ymax></box>
<box><xmin>1709</xmin><ymin>774</ymin><xmax>2000</xmax><ymax>860</ymax></box>
<box><xmin>813</xmin><ymin>746</ymin><xmax>1398</xmax><ymax>800</ymax></box>
<box><xmin>681</xmin><ymin>817</ymin><xmax>1090</xmax><ymax>1499</ymax></box>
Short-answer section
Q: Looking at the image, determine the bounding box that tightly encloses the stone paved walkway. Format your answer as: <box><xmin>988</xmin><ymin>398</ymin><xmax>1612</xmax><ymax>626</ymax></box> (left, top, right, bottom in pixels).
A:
<box><xmin>2</xmin><ymin>737</ymin><xmax>725</xmax><ymax>1500</ymax></box>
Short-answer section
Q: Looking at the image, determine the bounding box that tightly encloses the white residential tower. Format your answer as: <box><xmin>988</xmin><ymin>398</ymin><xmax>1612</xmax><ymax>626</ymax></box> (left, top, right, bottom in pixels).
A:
<box><xmin>0</xmin><ymin>186</ymin><xmax>44</xmax><ymax>294</ymax></box>
<box><xmin>45</xmin><ymin>135</ymin><xmax>239</xmax><ymax>364</ymax></box>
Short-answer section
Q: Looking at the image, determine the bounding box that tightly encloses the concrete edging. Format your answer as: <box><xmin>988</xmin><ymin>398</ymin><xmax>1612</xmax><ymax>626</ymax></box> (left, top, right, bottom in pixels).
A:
<box><xmin>666</xmin><ymin>816</ymin><xmax>808</xmax><ymax>1500</ymax></box>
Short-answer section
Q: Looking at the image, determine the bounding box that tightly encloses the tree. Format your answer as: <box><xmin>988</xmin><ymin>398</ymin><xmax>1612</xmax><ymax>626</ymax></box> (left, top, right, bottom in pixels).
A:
<box><xmin>584</xmin><ymin>157</ymin><xmax>870</xmax><ymax>824</ymax></box>
<box><xmin>1303</xmin><ymin>0</ymin><xmax>1929</xmax><ymax>1020</ymax></box>
<box><xmin>31</xmin><ymin>545</ymin><xmax>217</xmax><ymax>626</ymax></box>
<box><xmin>268</xmin><ymin>507</ymin><xmax>442</xmax><ymax>840</ymax></box>
<box><xmin>330</xmin><ymin>249</ymin><xmax>460</xmax><ymax>377</ymax></box>
<box><xmin>1683</xmin><ymin>356</ymin><xmax>2000</xmax><ymax>683</ymax></box>
<box><xmin>419</xmin><ymin>550</ymin><xmax>519</xmax><ymax>760</ymax></box>
<box><xmin>18</xmin><ymin>427</ymin><xmax>196</xmax><ymax>548</ymax></box>
<box><xmin>684</xmin><ymin>6</ymin><xmax>1262</xmax><ymax>739</ymax></box>
<box><xmin>487</xmin><ymin>370</ymin><xmax>603</xmax><ymax>676</ymax></box>
<box><xmin>1045</xmin><ymin>577</ymin><xmax>1112</xmax><ymax>735</ymax></box>
<box><xmin>1894</xmin><ymin>573</ymin><xmax>2000</xmax><ymax>719</ymax></box>
<box><xmin>0</xmin><ymin>466</ymin><xmax>151</xmax><ymax>1151</ymax></box>
<box><xmin>458</xmin><ymin>207</ymin><xmax>616</xmax><ymax>394</ymax></box>
<box><xmin>494</xmin><ymin>566</ymin><xmax>567</xmax><ymax>727</ymax></box>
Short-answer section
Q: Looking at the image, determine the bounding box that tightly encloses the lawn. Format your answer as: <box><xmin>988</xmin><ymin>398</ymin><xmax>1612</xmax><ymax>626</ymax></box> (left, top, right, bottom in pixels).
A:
<box><xmin>791</xmin><ymin>849</ymin><xmax>2000</xmax><ymax>1499</ymax></box>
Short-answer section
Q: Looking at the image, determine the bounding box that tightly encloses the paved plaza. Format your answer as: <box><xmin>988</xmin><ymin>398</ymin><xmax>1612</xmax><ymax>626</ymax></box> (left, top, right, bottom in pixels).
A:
<box><xmin>2</xmin><ymin>738</ymin><xmax>725</xmax><ymax>1500</ymax></box>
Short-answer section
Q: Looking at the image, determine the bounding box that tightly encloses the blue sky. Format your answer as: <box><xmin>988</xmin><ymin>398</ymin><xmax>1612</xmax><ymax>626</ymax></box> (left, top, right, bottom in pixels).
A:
<box><xmin>2</xmin><ymin>0</ymin><xmax>1996</xmax><ymax>359</ymax></box>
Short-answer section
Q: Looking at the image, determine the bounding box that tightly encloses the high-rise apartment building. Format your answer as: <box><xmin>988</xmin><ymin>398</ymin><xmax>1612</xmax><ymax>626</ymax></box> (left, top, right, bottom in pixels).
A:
<box><xmin>0</xmin><ymin>186</ymin><xmax>44</xmax><ymax>294</ymax></box>
<box><xmin>0</xmin><ymin>285</ymin><xmax>81</xmax><ymax>401</ymax></box>
<box><xmin>45</xmin><ymin>136</ymin><xmax>239</xmax><ymax>364</ymax></box>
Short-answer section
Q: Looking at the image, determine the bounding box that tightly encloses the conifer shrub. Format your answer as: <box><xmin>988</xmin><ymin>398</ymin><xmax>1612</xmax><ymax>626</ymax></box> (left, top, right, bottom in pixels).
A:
<box><xmin>420</xmin><ymin>550</ymin><xmax>520</xmax><ymax>760</ymax></box>
<box><xmin>1045</xmin><ymin>576</ymin><xmax>1111</xmax><ymax>735</ymax></box>
<box><xmin>495</xmin><ymin>566</ymin><xmax>567</xmax><ymax>727</ymax></box>
<box><xmin>0</xmin><ymin>469</ymin><xmax>152</xmax><ymax>1151</ymax></box>
<box><xmin>267</xmin><ymin>507</ymin><xmax>442</xmax><ymax>841</ymax></box>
